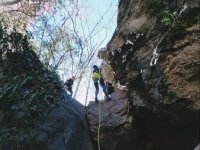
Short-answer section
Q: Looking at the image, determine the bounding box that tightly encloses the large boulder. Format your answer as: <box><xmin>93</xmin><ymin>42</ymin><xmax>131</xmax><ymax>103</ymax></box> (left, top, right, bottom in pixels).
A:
<box><xmin>37</xmin><ymin>96</ymin><xmax>94</xmax><ymax>150</ymax></box>
<box><xmin>86</xmin><ymin>88</ymin><xmax>134</xmax><ymax>150</ymax></box>
<box><xmin>87</xmin><ymin>0</ymin><xmax>200</xmax><ymax>149</ymax></box>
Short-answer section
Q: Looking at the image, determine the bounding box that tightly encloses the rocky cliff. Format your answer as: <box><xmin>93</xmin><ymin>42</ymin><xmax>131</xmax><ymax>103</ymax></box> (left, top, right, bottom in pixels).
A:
<box><xmin>0</xmin><ymin>27</ymin><xmax>94</xmax><ymax>150</ymax></box>
<box><xmin>87</xmin><ymin>0</ymin><xmax>199</xmax><ymax>150</ymax></box>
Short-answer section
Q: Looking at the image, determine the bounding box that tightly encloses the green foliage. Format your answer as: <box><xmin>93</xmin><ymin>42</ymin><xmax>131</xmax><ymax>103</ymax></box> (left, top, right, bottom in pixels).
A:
<box><xmin>0</xmin><ymin>23</ymin><xmax>65</xmax><ymax>149</ymax></box>
<box><xmin>161</xmin><ymin>10</ymin><xmax>177</xmax><ymax>27</ymax></box>
<box><xmin>156</xmin><ymin>0</ymin><xmax>177</xmax><ymax>27</ymax></box>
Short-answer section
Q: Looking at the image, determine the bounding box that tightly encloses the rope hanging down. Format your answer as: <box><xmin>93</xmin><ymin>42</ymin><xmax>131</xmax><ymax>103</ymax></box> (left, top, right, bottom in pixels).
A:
<box><xmin>97</xmin><ymin>101</ymin><xmax>101</xmax><ymax>150</ymax></box>
<box><xmin>97</xmin><ymin>91</ymin><xmax>104</xmax><ymax>150</ymax></box>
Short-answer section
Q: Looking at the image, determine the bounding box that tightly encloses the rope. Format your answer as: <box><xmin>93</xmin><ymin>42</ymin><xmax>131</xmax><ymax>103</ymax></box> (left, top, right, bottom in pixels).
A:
<box><xmin>97</xmin><ymin>89</ymin><xmax>104</xmax><ymax>150</ymax></box>
<box><xmin>97</xmin><ymin>100</ymin><xmax>101</xmax><ymax>150</ymax></box>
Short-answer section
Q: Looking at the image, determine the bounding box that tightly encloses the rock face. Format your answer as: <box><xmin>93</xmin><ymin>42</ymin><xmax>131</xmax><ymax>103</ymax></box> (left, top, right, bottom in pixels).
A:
<box><xmin>86</xmin><ymin>88</ymin><xmax>134</xmax><ymax>150</ymax></box>
<box><xmin>37</xmin><ymin>96</ymin><xmax>94</xmax><ymax>150</ymax></box>
<box><xmin>86</xmin><ymin>0</ymin><xmax>200</xmax><ymax>150</ymax></box>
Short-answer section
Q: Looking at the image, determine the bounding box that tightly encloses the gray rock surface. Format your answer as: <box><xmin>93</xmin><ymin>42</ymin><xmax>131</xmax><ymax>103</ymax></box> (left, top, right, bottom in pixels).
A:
<box><xmin>86</xmin><ymin>88</ymin><xmax>134</xmax><ymax>150</ymax></box>
<box><xmin>37</xmin><ymin>95</ymin><xmax>94</xmax><ymax>150</ymax></box>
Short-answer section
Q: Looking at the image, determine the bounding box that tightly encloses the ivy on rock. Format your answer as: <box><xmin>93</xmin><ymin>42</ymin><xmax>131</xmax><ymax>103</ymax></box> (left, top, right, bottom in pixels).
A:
<box><xmin>0</xmin><ymin>22</ymin><xmax>65</xmax><ymax>149</ymax></box>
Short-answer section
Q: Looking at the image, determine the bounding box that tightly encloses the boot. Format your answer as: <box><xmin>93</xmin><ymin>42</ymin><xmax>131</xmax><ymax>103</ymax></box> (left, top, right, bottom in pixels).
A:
<box><xmin>95</xmin><ymin>98</ymin><xmax>98</xmax><ymax>103</ymax></box>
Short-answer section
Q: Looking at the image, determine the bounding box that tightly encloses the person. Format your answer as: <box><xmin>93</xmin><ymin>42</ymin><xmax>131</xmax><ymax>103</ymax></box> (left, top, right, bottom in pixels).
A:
<box><xmin>92</xmin><ymin>65</ymin><xmax>110</xmax><ymax>102</ymax></box>
<box><xmin>64</xmin><ymin>76</ymin><xmax>75</xmax><ymax>96</ymax></box>
<box><xmin>106</xmin><ymin>81</ymin><xmax>114</xmax><ymax>95</ymax></box>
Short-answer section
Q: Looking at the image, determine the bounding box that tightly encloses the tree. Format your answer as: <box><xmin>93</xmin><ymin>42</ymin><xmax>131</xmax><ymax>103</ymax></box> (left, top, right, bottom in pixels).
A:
<box><xmin>0</xmin><ymin>0</ymin><xmax>55</xmax><ymax>31</ymax></box>
<box><xmin>29</xmin><ymin>0</ymin><xmax>117</xmax><ymax>101</ymax></box>
<box><xmin>1</xmin><ymin>0</ymin><xmax>117</xmax><ymax>103</ymax></box>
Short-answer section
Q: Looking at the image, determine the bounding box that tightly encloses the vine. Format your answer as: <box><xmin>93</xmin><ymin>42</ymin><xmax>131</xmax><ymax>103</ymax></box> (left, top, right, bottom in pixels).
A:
<box><xmin>0</xmin><ymin>23</ymin><xmax>64</xmax><ymax>149</ymax></box>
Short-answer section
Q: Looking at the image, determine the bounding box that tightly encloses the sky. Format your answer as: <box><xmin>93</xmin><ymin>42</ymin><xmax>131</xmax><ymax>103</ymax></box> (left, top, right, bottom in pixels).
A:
<box><xmin>29</xmin><ymin>0</ymin><xmax>119</xmax><ymax>105</ymax></box>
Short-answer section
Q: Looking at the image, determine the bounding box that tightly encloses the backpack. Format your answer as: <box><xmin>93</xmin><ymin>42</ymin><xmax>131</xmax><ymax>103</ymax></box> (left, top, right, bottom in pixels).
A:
<box><xmin>107</xmin><ymin>82</ymin><xmax>114</xmax><ymax>95</ymax></box>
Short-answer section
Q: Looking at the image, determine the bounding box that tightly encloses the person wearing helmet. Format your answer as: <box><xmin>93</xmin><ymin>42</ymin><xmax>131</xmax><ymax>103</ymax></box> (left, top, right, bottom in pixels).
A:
<box><xmin>92</xmin><ymin>65</ymin><xmax>111</xmax><ymax>102</ymax></box>
<box><xmin>64</xmin><ymin>76</ymin><xmax>75</xmax><ymax>96</ymax></box>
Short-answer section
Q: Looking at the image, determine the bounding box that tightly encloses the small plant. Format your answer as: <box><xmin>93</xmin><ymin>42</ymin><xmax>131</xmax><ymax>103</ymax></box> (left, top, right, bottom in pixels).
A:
<box><xmin>155</xmin><ymin>0</ymin><xmax>177</xmax><ymax>27</ymax></box>
<box><xmin>161</xmin><ymin>10</ymin><xmax>177</xmax><ymax>27</ymax></box>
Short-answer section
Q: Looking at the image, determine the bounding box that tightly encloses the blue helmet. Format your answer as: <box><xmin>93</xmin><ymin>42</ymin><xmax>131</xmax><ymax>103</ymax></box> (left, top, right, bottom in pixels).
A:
<box><xmin>93</xmin><ymin>65</ymin><xmax>99</xmax><ymax>69</ymax></box>
<box><xmin>93</xmin><ymin>65</ymin><xmax>99</xmax><ymax>73</ymax></box>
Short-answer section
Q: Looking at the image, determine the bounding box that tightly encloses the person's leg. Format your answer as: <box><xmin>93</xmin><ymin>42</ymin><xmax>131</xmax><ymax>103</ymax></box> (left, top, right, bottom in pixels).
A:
<box><xmin>100</xmin><ymin>78</ymin><xmax>107</xmax><ymax>96</ymax></box>
<box><xmin>94</xmin><ymin>82</ymin><xmax>99</xmax><ymax>102</ymax></box>
<box><xmin>102</xmin><ymin>84</ymin><xmax>108</xmax><ymax>97</ymax></box>
<box><xmin>100</xmin><ymin>83</ymin><xmax>110</xmax><ymax>100</ymax></box>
